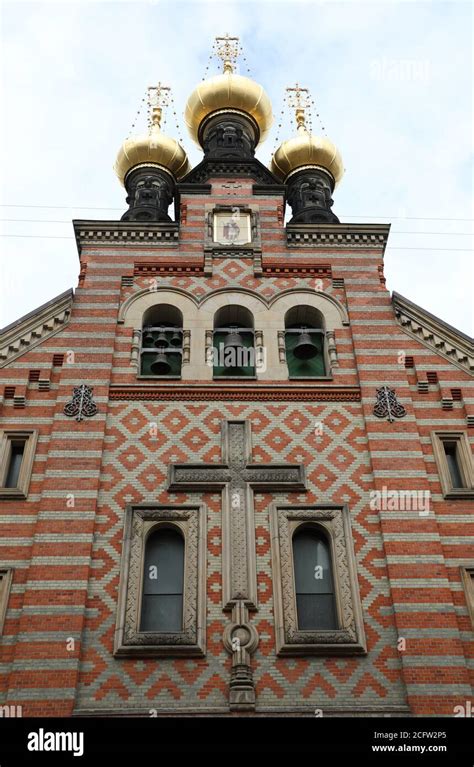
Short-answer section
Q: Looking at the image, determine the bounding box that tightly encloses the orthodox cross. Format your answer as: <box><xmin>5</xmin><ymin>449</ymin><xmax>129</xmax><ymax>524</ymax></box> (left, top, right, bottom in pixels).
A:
<box><xmin>168</xmin><ymin>419</ymin><xmax>306</xmax><ymax>610</ymax></box>
<box><xmin>215</xmin><ymin>34</ymin><xmax>240</xmax><ymax>73</ymax></box>
<box><xmin>168</xmin><ymin>419</ymin><xmax>306</xmax><ymax>710</ymax></box>
<box><xmin>373</xmin><ymin>385</ymin><xmax>407</xmax><ymax>423</ymax></box>
<box><xmin>146</xmin><ymin>82</ymin><xmax>171</xmax><ymax>130</ymax></box>
<box><xmin>63</xmin><ymin>384</ymin><xmax>98</xmax><ymax>422</ymax></box>
<box><xmin>286</xmin><ymin>82</ymin><xmax>311</xmax><ymax>131</ymax></box>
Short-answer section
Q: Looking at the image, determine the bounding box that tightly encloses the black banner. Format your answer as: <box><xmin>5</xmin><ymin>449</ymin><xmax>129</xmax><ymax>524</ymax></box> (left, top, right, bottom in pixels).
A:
<box><xmin>0</xmin><ymin>716</ymin><xmax>472</xmax><ymax>765</ymax></box>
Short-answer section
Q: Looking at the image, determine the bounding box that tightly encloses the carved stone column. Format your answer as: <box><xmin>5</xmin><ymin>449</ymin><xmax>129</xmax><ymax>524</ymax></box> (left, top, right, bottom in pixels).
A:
<box><xmin>326</xmin><ymin>330</ymin><xmax>339</xmax><ymax>368</ymax></box>
<box><xmin>182</xmin><ymin>330</ymin><xmax>191</xmax><ymax>364</ymax></box>
<box><xmin>130</xmin><ymin>329</ymin><xmax>141</xmax><ymax>370</ymax></box>
<box><xmin>277</xmin><ymin>330</ymin><xmax>286</xmax><ymax>363</ymax></box>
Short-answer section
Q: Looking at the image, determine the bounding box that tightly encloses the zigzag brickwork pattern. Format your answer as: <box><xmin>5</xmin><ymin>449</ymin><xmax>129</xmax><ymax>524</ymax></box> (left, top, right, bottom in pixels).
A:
<box><xmin>0</xmin><ymin>176</ymin><xmax>472</xmax><ymax>716</ymax></box>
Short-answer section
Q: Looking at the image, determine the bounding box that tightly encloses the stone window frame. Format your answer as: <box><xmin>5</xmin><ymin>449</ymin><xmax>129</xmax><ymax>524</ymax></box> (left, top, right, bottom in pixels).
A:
<box><xmin>269</xmin><ymin>503</ymin><xmax>367</xmax><ymax>656</ymax></box>
<box><xmin>460</xmin><ymin>566</ymin><xmax>474</xmax><ymax>630</ymax></box>
<box><xmin>0</xmin><ymin>430</ymin><xmax>38</xmax><ymax>500</ymax></box>
<box><xmin>114</xmin><ymin>504</ymin><xmax>206</xmax><ymax>657</ymax></box>
<box><xmin>205</xmin><ymin>204</ymin><xmax>261</xmax><ymax>250</ymax></box>
<box><xmin>431</xmin><ymin>431</ymin><xmax>474</xmax><ymax>499</ymax></box>
<box><xmin>0</xmin><ymin>568</ymin><xmax>13</xmax><ymax>636</ymax></box>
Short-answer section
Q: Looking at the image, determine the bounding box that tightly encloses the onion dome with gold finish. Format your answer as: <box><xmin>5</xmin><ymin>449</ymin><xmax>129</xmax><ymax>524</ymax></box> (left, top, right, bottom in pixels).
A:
<box><xmin>184</xmin><ymin>42</ymin><xmax>273</xmax><ymax>148</ymax></box>
<box><xmin>271</xmin><ymin>107</ymin><xmax>344</xmax><ymax>186</ymax></box>
<box><xmin>114</xmin><ymin>104</ymin><xmax>190</xmax><ymax>186</ymax></box>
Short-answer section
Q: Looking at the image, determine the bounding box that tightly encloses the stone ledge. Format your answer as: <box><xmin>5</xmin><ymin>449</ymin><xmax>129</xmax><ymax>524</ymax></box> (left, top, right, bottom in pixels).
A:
<box><xmin>287</xmin><ymin>223</ymin><xmax>390</xmax><ymax>249</ymax></box>
<box><xmin>109</xmin><ymin>384</ymin><xmax>361</xmax><ymax>401</ymax></box>
<box><xmin>73</xmin><ymin>220</ymin><xmax>180</xmax><ymax>254</ymax></box>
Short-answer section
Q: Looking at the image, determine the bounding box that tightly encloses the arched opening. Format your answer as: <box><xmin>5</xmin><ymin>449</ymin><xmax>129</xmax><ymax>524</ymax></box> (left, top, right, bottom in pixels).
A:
<box><xmin>140</xmin><ymin>526</ymin><xmax>185</xmax><ymax>632</ymax></box>
<box><xmin>212</xmin><ymin>305</ymin><xmax>255</xmax><ymax>378</ymax></box>
<box><xmin>293</xmin><ymin>525</ymin><xmax>337</xmax><ymax>630</ymax></box>
<box><xmin>284</xmin><ymin>306</ymin><xmax>326</xmax><ymax>378</ymax></box>
<box><xmin>140</xmin><ymin>304</ymin><xmax>183</xmax><ymax>377</ymax></box>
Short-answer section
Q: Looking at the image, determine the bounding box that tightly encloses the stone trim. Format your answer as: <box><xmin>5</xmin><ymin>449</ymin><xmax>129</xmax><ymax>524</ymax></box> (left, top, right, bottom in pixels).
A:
<box><xmin>0</xmin><ymin>567</ymin><xmax>13</xmax><ymax>636</ymax></box>
<box><xmin>182</xmin><ymin>158</ymin><xmax>277</xmax><ymax>185</ymax></box>
<box><xmin>73</xmin><ymin>221</ymin><xmax>179</xmax><ymax>254</ymax></box>
<box><xmin>262</xmin><ymin>263</ymin><xmax>332</xmax><ymax>277</ymax></box>
<box><xmin>393</xmin><ymin>291</ymin><xmax>474</xmax><ymax>373</ymax></box>
<box><xmin>73</xmin><ymin>704</ymin><xmax>412</xmax><ymax>717</ymax></box>
<box><xmin>430</xmin><ymin>431</ymin><xmax>474</xmax><ymax>499</ymax></box>
<box><xmin>108</xmin><ymin>385</ymin><xmax>361</xmax><ymax>402</ymax></box>
<box><xmin>0</xmin><ymin>430</ymin><xmax>38</xmax><ymax>500</ymax></box>
<box><xmin>269</xmin><ymin>504</ymin><xmax>367</xmax><ymax>656</ymax></box>
<box><xmin>286</xmin><ymin>223</ymin><xmax>390</xmax><ymax>249</ymax></box>
<box><xmin>114</xmin><ymin>504</ymin><xmax>206</xmax><ymax>657</ymax></box>
<box><xmin>133</xmin><ymin>262</ymin><xmax>203</xmax><ymax>276</ymax></box>
<box><xmin>460</xmin><ymin>567</ymin><xmax>474</xmax><ymax>630</ymax></box>
<box><xmin>0</xmin><ymin>289</ymin><xmax>72</xmax><ymax>367</ymax></box>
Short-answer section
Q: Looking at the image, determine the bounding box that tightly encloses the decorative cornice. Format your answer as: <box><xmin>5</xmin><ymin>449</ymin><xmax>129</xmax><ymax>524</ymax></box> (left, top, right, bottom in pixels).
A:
<box><xmin>182</xmin><ymin>158</ymin><xmax>278</xmax><ymax>185</ymax></box>
<box><xmin>262</xmin><ymin>263</ymin><xmax>332</xmax><ymax>277</ymax></box>
<box><xmin>393</xmin><ymin>291</ymin><xmax>474</xmax><ymax>374</ymax></box>
<box><xmin>73</xmin><ymin>220</ymin><xmax>179</xmax><ymax>255</ymax></box>
<box><xmin>286</xmin><ymin>223</ymin><xmax>390</xmax><ymax>251</ymax></box>
<box><xmin>0</xmin><ymin>289</ymin><xmax>73</xmax><ymax>367</ymax></box>
<box><xmin>109</xmin><ymin>385</ymin><xmax>361</xmax><ymax>402</ymax></box>
<box><xmin>176</xmin><ymin>183</ymin><xmax>212</xmax><ymax>196</ymax></box>
<box><xmin>133</xmin><ymin>261</ymin><xmax>203</xmax><ymax>276</ymax></box>
<box><xmin>252</xmin><ymin>184</ymin><xmax>287</xmax><ymax>196</ymax></box>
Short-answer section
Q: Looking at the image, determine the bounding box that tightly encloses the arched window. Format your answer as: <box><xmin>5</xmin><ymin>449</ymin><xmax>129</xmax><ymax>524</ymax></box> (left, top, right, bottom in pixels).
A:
<box><xmin>212</xmin><ymin>305</ymin><xmax>255</xmax><ymax>378</ymax></box>
<box><xmin>140</xmin><ymin>526</ymin><xmax>184</xmax><ymax>632</ymax></box>
<box><xmin>293</xmin><ymin>526</ymin><xmax>337</xmax><ymax>630</ymax></box>
<box><xmin>140</xmin><ymin>305</ymin><xmax>183</xmax><ymax>377</ymax></box>
<box><xmin>284</xmin><ymin>306</ymin><xmax>326</xmax><ymax>378</ymax></box>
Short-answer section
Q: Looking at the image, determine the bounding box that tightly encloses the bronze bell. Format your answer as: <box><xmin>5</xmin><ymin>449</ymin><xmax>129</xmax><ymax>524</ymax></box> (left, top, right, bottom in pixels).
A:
<box><xmin>150</xmin><ymin>349</ymin><xmax>171</xmax><ymax>375</ymax></box>
<box><xmin>170</xmin><ymin>330</ymin><xmax>182</xmax><ymax>347</ymax></box>
<box><xmin>143</xmin><ymin>330</ymin><xmax>155</xmax><ymax>346</ymax></box>
<box><xmin>223</xmin><ymin>326</ymin><xmax>244</xmax><ymax>352</ymax></box>
<box><xmin>154</xmin><ymin>330</ymin><xmax>169</xmax><ymax>348</ymax></box>
<box><xmin>293</xmin><ymin>330</ymin><xmax>318</xmax><ymax>360</ymax></box>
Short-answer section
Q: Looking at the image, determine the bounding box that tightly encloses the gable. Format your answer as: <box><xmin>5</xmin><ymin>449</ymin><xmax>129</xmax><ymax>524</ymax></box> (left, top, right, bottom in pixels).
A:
<box><xmin>0</xmin><ymin>289</ymin><xmax>73</xmax><ymax>368</ymax></box>
<box><xmin>393</xmin><ymin>291</ymin><xmax>473</xmax><ymax>374</ymax></box>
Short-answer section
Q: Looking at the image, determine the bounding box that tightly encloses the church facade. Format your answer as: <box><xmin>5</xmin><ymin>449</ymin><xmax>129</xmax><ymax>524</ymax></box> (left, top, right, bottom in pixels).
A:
<box><xmin>0</xmin><ymin>45</ymin><xmax>473</xmax><ymax>718</ymax></box>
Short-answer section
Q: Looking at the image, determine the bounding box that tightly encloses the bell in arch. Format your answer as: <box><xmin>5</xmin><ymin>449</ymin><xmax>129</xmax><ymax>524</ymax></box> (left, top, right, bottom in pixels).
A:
<box><xmin>293</xmin><ymin>328</ymin><xmax>318</xmax><ymax>360</ymax></box>
<box><xmin>154</xmin><ymin>330</ymin><xmax>169</xmax><ymax>348</ymax></box>
<box><xmin>169</xmin><ymin>330</ymin><xmax>182</xmax><ymax>347</ymax></box>
<box><xmin>143</xmin><ymin>329</ymin><xmax>155</xmax><ymax>346</ymax></box>
<box><xmin>150</xmin><ymin>349</ymin><xmax>171</xmax><ymax>375</ymax></box>
<box><xmin>223</xmin><ymin>326</ymin><xmax>244</xmax><ymax>353</ymax></box>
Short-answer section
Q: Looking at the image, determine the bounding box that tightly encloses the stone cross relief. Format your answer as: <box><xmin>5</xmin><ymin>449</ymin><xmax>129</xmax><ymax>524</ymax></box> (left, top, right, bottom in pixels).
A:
<box><xmin>168</xmin><ymin>419</ymin><xmax>307</xmax><ymax>709</ymax></box>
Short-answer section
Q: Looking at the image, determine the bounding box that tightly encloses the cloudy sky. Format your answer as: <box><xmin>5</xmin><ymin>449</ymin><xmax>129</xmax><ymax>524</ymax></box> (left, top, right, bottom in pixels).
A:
<box><xmin>1</xmin><ymin>0</ymin><xmax>472</xmax><ymax>334</ymax></box>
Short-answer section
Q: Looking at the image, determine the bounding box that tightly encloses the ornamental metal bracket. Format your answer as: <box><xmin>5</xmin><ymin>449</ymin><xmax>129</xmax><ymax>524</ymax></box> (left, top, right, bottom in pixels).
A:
<box><xmin>64</xmin><ymin>384</ymin><xmax>98</xmax><ymax>421</ymax></box>
<box><xmin>373</xmin><ymin>386</ymin><xmax>406</xmax><ymax>422</ymax></box>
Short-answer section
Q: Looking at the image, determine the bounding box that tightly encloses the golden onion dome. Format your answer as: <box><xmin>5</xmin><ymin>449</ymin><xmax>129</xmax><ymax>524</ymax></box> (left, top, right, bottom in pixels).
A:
<box><xmin>114</xmin><ymin>107</ymin><xmax>190</xmax><ymax>186</ymax></box>
<box><xmin>184</xmin><ymin>64</ymin><xmax>273</xmax><ymax>147</ymax></box>
<box><xmin>271</xmin><ymin>109</ymin><xmax>344</xmax><ymax>185</ymax></box>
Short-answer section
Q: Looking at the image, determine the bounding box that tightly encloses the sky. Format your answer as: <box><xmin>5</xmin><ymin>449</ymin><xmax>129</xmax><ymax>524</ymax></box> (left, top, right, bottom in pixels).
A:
<box><xmin>0</xmin><ymin>0</ymin><xmax>472</xmax><ymax>335</ymax></box>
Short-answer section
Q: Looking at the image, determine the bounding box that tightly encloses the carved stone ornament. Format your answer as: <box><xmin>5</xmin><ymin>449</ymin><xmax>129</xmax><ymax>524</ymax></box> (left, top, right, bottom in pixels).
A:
<box><xmin>373</xmin><ymin>386</ymin><xmax>407</xmax><ymax>422</ymax></box>
<box><xmin>114</xmin><ymin>505</ymin><xmax>206</xmax><ymax>657</ymax></box>
<box><xmin>168</xmin><ymin>419</ymin><xmax>306</xmax><ymax>610</ymax></box>
<box><xmin>63</xmin><ymin>384</ymin><xmax>98</xmax><ymax>421</ymax></box>
<box><xmin>269</xmin><ymin>504</ymin><xmax>367</xmax><ymax>656</ymax></box>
